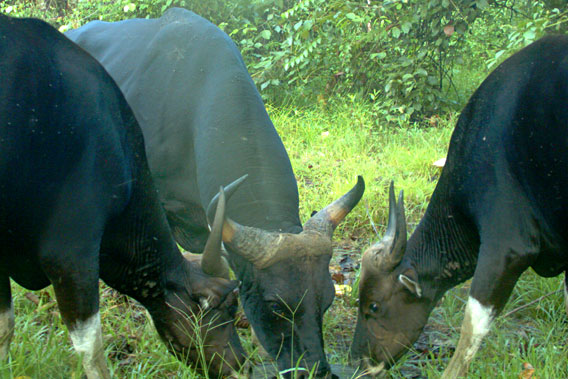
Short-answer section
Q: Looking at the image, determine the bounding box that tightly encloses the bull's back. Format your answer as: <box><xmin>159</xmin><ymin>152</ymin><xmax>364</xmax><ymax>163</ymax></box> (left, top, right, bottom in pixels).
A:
<box><xmin>504</xmin><ymin>36</ymin><xmax>568</xmax><ymax>236</ymax></box>
<box><xmin>66</xmin><ymin>8</ymin><xmax>250</xmax><ymax>184</ymax></box>
<box><xmin>68</xmin><ymin>8</ymin><xmax>301</xmax><ymax>233</ymax></box>
<box><xmin>0</xmin><ymin>15</ymin><xmax>133</xmax><ymax>288</ymax></box>
<box><xmin>438</xmin><ymin>35</ymin><xmax>568</xmax><ymax>272</ymax></box>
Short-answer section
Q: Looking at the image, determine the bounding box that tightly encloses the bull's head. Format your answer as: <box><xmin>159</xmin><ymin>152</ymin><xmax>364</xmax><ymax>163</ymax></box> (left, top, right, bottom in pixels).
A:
<box><xmin>151</xmin><ymin>181</ymin><xmax>248</xmax><ymax>378</ymax></box>
<box><xmin>350</xmin><ymin>182</ymin><xmax>430</xmax><ymax>374</ymax></box>
<box><xmin>210</xmin><ymin>176</ymin><xmax>365</xmax><ymax>377</ymax></box>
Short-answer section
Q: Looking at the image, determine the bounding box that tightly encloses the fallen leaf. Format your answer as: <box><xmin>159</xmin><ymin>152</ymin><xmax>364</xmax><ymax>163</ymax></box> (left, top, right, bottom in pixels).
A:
<box><xmin>443</xmin><ymin>25</ymin><xmax>454</xmax><ymax>36</ymax></box>
<box><xmin>25</xmin><ymin>292</ymin><xmax>40</xmax><ymax>305</ymax></box>
<box><xmin>519</xmin><ymin>362</ymin><xmax>537</xmax><ymax>379</ymax></box>
<box><xmin>334</xmin><ymin>284</ymin><xmax>352</xmax><ymax>296</ymax></box>
<box><xmin>433</xmin><ymin>157</ymin><xmax>446</xmax><ymax>168</ymax></box>
<box><xmin>331</xmin><ymin>272</ymin><xmax>345</xmax><ymax>283</ymax></box>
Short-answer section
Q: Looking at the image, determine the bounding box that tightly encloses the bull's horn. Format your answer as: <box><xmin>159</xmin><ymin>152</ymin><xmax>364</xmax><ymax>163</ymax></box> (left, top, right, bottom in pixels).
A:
<box><xmin>201</xmin><ymin>175</ymin><xmax>248</xmax><ymax>279</ymax></box>
<box><xmin>201</xmin><ymin>186</ymin><xmax>230</xmax><ymax>278</ymax></box>
<box><xmin>206</xmin><ymin>174</ymin><xmax>248</xmax><ymax>224</ymax></box>
<box><xmin>303</xmin><ymin>176</ymin><xmax>365</xmax><ymax>238</ymax></box>
<box><xmin>221</xmin><ymin>217</ymin><xmax>286</xmax><ymax>269</ymax></box>
<box><xmin>372</xmin><ymin>181</ymin><xmax>407</xmax><ymax>272</ymax></box>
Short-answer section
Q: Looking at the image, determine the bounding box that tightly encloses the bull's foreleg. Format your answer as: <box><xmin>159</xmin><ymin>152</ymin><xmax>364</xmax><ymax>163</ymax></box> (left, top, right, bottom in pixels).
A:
<box><xmin>440</xmin><ymin>296</ymin><xmax>494</xmax><ymax>379</ymax></box>
<box><xmin>441</xmin><ymin>243</ymin><xmax>529</xmax><ymax>379</ymax></box>
<box><xmin>50</xmin><ymin>274</ymin><xmax>110</xmax><ymax>379</ymax></box>
<box><xmin>0</xmin><ymin>276</ymin><xmax>14</xmax><ymax>360</ymax></box>
<box><xmin>67</xmin><ymin>312</ymin><xmax>109</xmax><ymax>379</ymax></box>
<box><xmin>43</xmin><ymin>243</ymin><xmax>110</xmax><ymax>379</ymax></box>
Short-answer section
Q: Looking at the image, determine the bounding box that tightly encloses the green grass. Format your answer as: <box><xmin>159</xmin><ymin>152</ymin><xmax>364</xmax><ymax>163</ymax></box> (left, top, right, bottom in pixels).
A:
<box><xmin>2</xmin><ymin>103</ymin><xmax>567</xmax><ymax>378</ymax></box>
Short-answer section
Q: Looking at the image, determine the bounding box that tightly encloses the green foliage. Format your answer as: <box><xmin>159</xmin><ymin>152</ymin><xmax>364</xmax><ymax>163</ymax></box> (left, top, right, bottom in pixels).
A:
<box><xmin>230</xmin><ymin>0</ymin><xmax>475</xmax><ymax>120</ymax></box>
<box><xmin>193</xmin><ymin>0</ymin><xmax>567</xmax><ymax>124</ymax></box>
<box><xmin>2</xmin><ymin>0</ymin><xmax>567</xmax><ymax>125</ymax></box>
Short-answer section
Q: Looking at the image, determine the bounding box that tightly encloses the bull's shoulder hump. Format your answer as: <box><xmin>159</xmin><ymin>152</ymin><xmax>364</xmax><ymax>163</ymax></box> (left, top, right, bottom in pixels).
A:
<box><xmin>155</xmin><ymin>8</ymin><xmax>241</xmax><ymax>57</ymax></box>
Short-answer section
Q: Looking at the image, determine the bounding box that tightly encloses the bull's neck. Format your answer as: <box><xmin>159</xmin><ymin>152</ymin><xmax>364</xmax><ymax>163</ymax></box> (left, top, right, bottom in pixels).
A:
<box><xmin>405</xmin><ymin>195</ymin><xmax>479</xmax><ymax>302</ymax></box>
<box><xmin>228</xmin><ymin>199</ymin><xmax>303</xmax><ymax>233</ymax></box>
<box><xmin>100</xmin><ymin>175</ymin><xmax>184</xmax><ymax>309</ymax></box>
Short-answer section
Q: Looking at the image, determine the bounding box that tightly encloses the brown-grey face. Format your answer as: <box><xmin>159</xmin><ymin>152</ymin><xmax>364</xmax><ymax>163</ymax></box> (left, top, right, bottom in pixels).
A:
<box><xmin>351</xmin><ymin>255</ymin><xmax>429</xmax><ymax>371</ymax></box>
<box><xmin>153</xmin><ymin>181</ymin><xmax>248</xmax><ymax>378</ymax></box>
<box><xmin>350</xmin><ymin>183</ymin><xmax>429</xmax><ymax>372</ymax></box>
<box><xmin>237</xmin><ymin>250</ymin><xmax>336</xmax><ymax>377</ymax></box>
<box><xmin>212</xmin><ymin>176</ymin><xmax>365</xmax><ymax>377</ymax></box>
<box><xmin>154</xmin><ymin>272</ymin><xmax>247</xmax><ymax>378</ymax></box>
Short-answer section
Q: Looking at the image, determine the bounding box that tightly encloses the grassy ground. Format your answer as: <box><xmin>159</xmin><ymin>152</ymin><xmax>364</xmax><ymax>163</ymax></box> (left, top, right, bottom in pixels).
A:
<box><xmin>1</xmin><ymin>103</ymin><xmax>567</xmax><ymax>378</ymax></box>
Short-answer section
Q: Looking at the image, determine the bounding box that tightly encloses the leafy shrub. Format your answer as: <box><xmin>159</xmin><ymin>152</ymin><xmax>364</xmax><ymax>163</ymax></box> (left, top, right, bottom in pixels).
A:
<box><xmin>2</xmin><ymin>0</ymin><xmax>567</xmax><ymax>126</ymax></box>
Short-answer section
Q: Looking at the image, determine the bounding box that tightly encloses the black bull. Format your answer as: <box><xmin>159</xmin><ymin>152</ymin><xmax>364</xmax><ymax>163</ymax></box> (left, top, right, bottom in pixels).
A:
<box><xmin>0</xmin><ymin>14</ymin><xmax>246</xmax><ymax>378</ymax></box>
<box><xmin>68</xmin><ymin>8</ymin><xmax>364</xmax><ymax>377</ymax></box>
<box><xmin>352</xmin><ymin>35</ymin><xmax>568</xmax><ymax>378</ymax></box>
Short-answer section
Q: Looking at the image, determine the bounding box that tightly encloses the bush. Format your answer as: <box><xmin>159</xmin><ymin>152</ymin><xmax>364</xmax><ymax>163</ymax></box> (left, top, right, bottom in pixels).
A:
<box><xmin>2</xmin><ymin>0</ymin><xmax>567</xmax><ymax>126</ymax></box>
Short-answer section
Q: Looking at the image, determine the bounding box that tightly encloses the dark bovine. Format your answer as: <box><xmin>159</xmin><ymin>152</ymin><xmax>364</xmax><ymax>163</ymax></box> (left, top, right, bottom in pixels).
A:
<box><xmin>67</xmin><ymin>8</ymin><xmax>364</xmax><ymax>377</ymax></box>
<box><xmin>0</xmin><ymin>14</ymin><xmax>246</xmax><ymax>378</ymax></box>
<box><xmin>351</xmin><ymin>35</ymin><xmax>568</xmax><ymax>378</ymax></box>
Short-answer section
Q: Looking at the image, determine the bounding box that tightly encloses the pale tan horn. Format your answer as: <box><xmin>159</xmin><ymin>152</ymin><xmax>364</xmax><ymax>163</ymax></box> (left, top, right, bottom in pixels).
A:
<box><xmin>220</xmin><ymin>217</ymin><xmax>287</xmax><ymax>269</ymax></box>
<box><xmin>369</xmin><ymin>181</ymin><xmax>407</xmax><ymax>272</ymax></box>
<box><xmin>201</xmin><ymin>175</ymin><xmax>248</xmax><ymax>278</ymax></box>
<box><xmin>221</xmin><ymin>176</ymin><xmax>365</xmax><ymax>268</ymax></box>
<box><xmin>303</xmin><ymin>176</ymin><xmax>365</xmax><ymax>237</ymax></box>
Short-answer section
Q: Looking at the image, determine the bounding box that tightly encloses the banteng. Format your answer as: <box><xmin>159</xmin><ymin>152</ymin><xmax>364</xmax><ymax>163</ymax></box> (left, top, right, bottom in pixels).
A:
<box><xmin>351</xmin><ymin>35</ymin><xmax>568</xmax><ymax>378</ymax></box>
<box><xmin>0</xmin><ymin>14</ymin><xmax>247</xmax><ymax>378</ymax></box>
<box><xmin>68</xmin><ymin>8</ymin><xmax>365</xmax><ymax>377</ymax></box>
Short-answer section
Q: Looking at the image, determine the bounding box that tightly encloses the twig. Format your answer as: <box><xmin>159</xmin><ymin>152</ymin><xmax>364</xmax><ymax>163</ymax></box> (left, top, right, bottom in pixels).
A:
<box><xmin>451</xmin><ymin>291</ymin><xmax>467</xmax><ymax>305</ymax></box>
<box><xmin>364</xmin><ymin>200</ymin><xmax>380</xmax><ymax>237</ymax></box>
<box><xmin>500</xmin><ymin>289</ymin><xmax>562</xmax><ymax>319</ymax></box>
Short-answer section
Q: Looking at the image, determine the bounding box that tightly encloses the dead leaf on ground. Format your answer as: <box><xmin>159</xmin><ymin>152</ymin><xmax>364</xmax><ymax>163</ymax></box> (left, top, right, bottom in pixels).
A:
<box><xmin>334</xmin><ymin>284</ymin><xmax>352</xmax><ymax>296</ymax></box>
<box><xmin>519</xmin><ymin>362</ymin><xmax>537</xmax><ymax>379</ymax></box>
<box><xmin>433</xmin><ymin>157</ymin><xmax>446</xmax><ymax>168</ymax></box>
<box><xmin>25</xmin><ymin>292</ymin><xmax>40</xmax><ymax>305</ymax></box>
<box><xmin>331</xmin><ymin>272</ymin><xmax>345</xmax><ymax>284</ymax></box>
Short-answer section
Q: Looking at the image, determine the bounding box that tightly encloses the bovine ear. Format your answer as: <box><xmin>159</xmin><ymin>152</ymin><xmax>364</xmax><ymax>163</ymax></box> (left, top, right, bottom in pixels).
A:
<box><xmin>398</xmin><ymin>269</ymin><xmax>422</xmax><ymax>298</ymax></box>
<box><xmin>196</xmin><ymin>279</ymin><xmax>239</xmax><ymax>310</ymax></box>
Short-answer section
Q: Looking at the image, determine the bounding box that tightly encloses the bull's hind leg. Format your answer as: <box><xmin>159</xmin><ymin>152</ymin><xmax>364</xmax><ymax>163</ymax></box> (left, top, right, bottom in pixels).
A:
<box><xmin>0</xmin><ymin>276</ymin><xmax>14</xmax><ymax>360</ymax></box>
<box><xmin>441</xmin><ymin>242</ymin><xmax>531</xmax><ymax>379</ymax></box>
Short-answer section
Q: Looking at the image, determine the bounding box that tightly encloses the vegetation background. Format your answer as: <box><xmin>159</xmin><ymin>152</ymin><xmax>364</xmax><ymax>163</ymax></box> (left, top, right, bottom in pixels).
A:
<box><xmin>0</xmin><ymin>0</ymin><xmax>567</xmax><ymax>378</ymax></box>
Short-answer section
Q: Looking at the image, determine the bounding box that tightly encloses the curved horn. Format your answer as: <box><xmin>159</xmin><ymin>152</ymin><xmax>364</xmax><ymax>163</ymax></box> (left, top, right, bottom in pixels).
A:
<box><xmin>221</xmin><ymin>217</ymin><xmax>285</xmax><ymax>269</ymax></box>
<box><xmin>206</xmin><ymin>174</ymin><xmax>248</xmax><ymax>225</ymax></box>
<box><xmin>201</xmin><ymin>175</ymin><xmax>248</xmax><ymax>279</ymax></box>
<box><xmin>303</xmin><ymin>176</ymin><xmax>365</xmax><ymax>237</ymax></box>
<box><xmin>201</xmin><ymin>186</ymin><xmax>231</xmax><ymax>278</ymax></box>
<box><xmin>371</xmin><ymin>181</ymin><xmax>407</xmax><ymax>272</ymax></box>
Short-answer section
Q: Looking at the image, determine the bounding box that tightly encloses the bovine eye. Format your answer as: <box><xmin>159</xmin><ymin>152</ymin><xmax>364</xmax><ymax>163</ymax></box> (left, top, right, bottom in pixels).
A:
<box><xmin>269</xmin><ymin>302</ymin><xmax>286</xmax><ymax>317</ymax></box>
<box><xmin>369</xmin><ymin>302</ymin><xmax>379</xmax><ymax>314</ymax></box>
